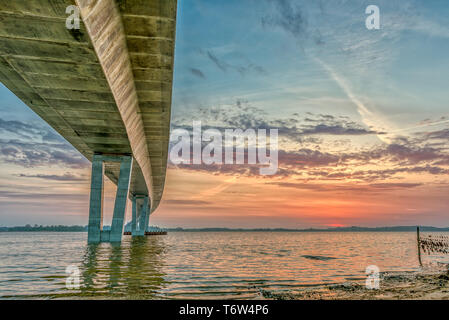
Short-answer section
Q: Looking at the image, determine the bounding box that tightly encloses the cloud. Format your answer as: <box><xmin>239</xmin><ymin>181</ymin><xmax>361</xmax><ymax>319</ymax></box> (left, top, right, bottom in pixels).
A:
<box><xmin>167</xmin><ymin>144</ymin><xmax>449</xmax><ymax>181</ymax></box>
<box><xmin>0</xmin><ymin>117</ymin><xmax>88</xmax><ymax>169</ymax></box>
<box><xmin>0</xmin><ymin>140</ymin><xmax>88</xmax><ymax>168</ymax></box>
<box><xmin>0</xmin><ymin>189</ymin><xmax>86</xmax><ymax>201</ymax></box>
<box><xmin>300</xmin><ymin>123</ymin><xmax>383</xmax><ymax>136</ymax></box>
<box><xmin>306</xmin><ymin>166</ymin><xmax>449</xmax><ymax>182</ymax></box>
<box><xmin>313</xmin><ymin>57</ymin><xmax>394</xmax><ymax>142</ymax></box>
<box><xmin>270</xmin><ymin>181</ymin><xmax>423</xmax><ymax>193</ymax></box>
<box><xmin>15</xmin><ymin>173</ymin><xmax>86</xmax><ymax>182</ymax></box>
<box><xmin>163</xmin><ymin>199</ymin><xmax>211</xmax><ymax>205</ymax></box>
<box><xmin>170</xmin><ymin>98</ymin><xmax>449</xmax><ymax>182</ymax></box>
<box><xmin>204</xmin><ymin>51</ymin><xmax>266</xmax><ymax>76</ymax></box>
<box><xmin>167</xmin><ymin>137</ymin><xmax>449</xmax><ymax>181</ymax></box>
<box><xmin>173</xmin><ymin>100</ymin><xmax>382</xmax><ymax>143</ymax></box>
<box><xmin>262</xmin><ymin>0</ymin><xmax>308</xmax><ymax>40</ymax></box>
<box><xmin>422</xmin><ymin>128</ymin><xmax>449</xmax><ymax>141</ymax></box>
<box><xmin>235</xmin><ymin>64</ymin><xmax>267</xmax><ymax>76</ymax></box>
<box><xmin>189</xmin><ymin>68</ymin><xmax>206</xmax><ymax>79</ymax></box>
<box><xmin>278</xmin><ymin>149</ymin><xmax>340</xmax><ymax>167</ymax></box>
<box><xmin>0</xmin><ymin>118</ymin><xmax>64</xmax><ymax>143</ymax></box>
<box><xmin>383</xmin><ymin>143</ymin><xmax>442</xmax><ymax>164</ymax></box>
<box><xmin>260</xmin><ymin>1</ymin><xmax>420</xmax><ymax>143</ymax></box>
<box><xmin>408</xmin><ymin>18</ymin><xmax>449</xmax><ymax>39</ymax></box>
<box><xmin>206</xmin><ymin>51</ymin><xmax>228</xmax><ymax>72</ymax></box>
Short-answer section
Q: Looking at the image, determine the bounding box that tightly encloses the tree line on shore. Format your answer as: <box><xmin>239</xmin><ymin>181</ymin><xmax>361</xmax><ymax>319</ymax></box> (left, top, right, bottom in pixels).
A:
<box><xmin>0</xmin><ymin>225</ymin><xmax>87</xmax><ymax>232</ymax></box>
<box><xmin>1</xmin><ymin>225</ymin><xmax>449</xmax><ymax>232</ymax></box>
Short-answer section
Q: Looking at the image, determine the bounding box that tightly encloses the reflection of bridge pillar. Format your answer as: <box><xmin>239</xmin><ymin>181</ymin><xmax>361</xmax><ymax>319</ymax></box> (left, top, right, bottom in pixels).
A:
<box><xmin>131</xmin><ymin>195</ymin><xmax>150</xmax><ymax>237</ymax></box>
<box><xmin>143</xmin><ymin>205</ymin><xmax>151</xmax><ymax>235</ymax></box>
<box><xmin>131</xmin><ymin>196</ymin><xmax>137</xmax><ymax>236</ymax></box>
<box><xmin>87</xmin><ymin>154</ymin><xmax>133</xmax><ymax>243</ymax></box>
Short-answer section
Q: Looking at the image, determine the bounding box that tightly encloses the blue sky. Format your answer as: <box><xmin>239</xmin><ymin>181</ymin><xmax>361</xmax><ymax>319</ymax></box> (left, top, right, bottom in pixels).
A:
<box><xmin>173</xmin><ymin>0</ymin><xmax>449</xmax><ymax>124</ymax></box>
<box><xmin>1</xmin><ymin>0</ymin><xmax>449</xmax><ymax>227</ymax></box>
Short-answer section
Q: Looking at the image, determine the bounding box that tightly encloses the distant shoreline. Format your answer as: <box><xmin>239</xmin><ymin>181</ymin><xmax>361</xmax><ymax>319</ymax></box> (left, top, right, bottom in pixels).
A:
<box><xmin>1</xmin><ymin>225</ymin><xmax>449</xmax><ymax>232</ymax></box>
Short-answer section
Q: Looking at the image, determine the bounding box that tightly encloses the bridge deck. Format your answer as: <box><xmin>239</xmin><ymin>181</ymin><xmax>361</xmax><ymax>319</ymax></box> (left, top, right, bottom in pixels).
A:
<box><xmin>0</xmin><ymin>0</ymin><xmax>177</xmax><ymax>211</ymax></box>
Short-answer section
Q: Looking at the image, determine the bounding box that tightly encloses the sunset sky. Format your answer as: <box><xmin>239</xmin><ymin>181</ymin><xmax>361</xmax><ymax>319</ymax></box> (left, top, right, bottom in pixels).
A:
<box><xmin>1</xmin><ymin>0</ymin><xmax>449</xmax><ymax>228</ymax></box>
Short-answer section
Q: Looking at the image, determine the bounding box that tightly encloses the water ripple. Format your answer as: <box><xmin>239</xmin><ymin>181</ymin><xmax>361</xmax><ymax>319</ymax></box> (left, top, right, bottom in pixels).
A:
<box><xmin>0</xmin><ymin>231</ymin><xmax>436</xmax><ymax>299</ymax></box>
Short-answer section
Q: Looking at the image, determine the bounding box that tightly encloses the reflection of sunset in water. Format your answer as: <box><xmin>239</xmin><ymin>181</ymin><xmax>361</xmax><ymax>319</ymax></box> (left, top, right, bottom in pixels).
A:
<box><xmin>3</xmin><ymin>231</ymin><xmax>447</xmax><ymax>299</ymax></box>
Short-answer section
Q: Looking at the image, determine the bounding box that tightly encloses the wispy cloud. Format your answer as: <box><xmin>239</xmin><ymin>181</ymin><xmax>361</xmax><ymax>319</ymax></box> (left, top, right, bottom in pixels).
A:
<box><xmin>0</xmin><ymin>140</ymin><xmax>88</xmax><ymax>168</ymax></box>
<box><xmin>0</xmin><ymin>117</ymin><xmax>88</xmax><ymax>169</ymax></box>
<box><xmin>312</xmin><ymin>57</ymin><xmax>395</xmax><ymax>143</ymax></box>
<box><xmin>163</xmin><ymin>199</ymin><xmax>211</xmax><ymax>205</ymax></box>
<box><xmin>189</xmin><ymin>68</ymin><xmax>206</xmax><ymax>79</ymax></box>
<box><xmin>206</xmin><ymin>51</ymin><xmax>228</xmax><ymax>72</ymax></box>
<box><xmin>172</xmin><ymin>100</ymin><xmax>385</xmax><ymax>147</ymax></box>
<box><xmin>262</xmin><ymin>0</ymin><xmax>308</xmax><ymax>42</ymax></box>
<box><xmin>0</xmin><ymin>118</ymin><xmax>64</xmax><ymax>143</ymax></box>
<box><xmin>169</xmin><ymin>99</ymin><xmax>449</xmax><ymax>182</ymax></box>
<box><xmin>15</xmin><ymin>173</ymin><xmax>86</xmax><ymax>182</ymax></box>
<box><xmin>270</xmin><ymin>181</ymin><xmax>424</xmax><ymax>193</ymax></box>
<box><xmin>203</xmin><ymin>50</ymin><xmax>266</xmax><ymax>76</ymax></box>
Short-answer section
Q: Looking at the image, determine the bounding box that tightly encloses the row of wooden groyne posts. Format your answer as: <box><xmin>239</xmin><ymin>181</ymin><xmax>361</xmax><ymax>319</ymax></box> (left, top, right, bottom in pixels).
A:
<box><xmin>123</xmin><ymin>231</ymin><xmax>167</xmax><ymax>236</ymax></box>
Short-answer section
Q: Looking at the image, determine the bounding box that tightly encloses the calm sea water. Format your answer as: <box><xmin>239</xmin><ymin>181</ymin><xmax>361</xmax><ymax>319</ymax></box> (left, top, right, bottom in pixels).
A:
<box><xmin>0</xmin><ymin>231</ymin><xmax>447</xmax><ymax>299</ymax></box>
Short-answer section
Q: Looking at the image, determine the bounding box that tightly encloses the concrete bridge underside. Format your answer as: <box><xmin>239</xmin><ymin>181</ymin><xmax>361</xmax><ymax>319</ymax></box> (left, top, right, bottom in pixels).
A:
<box><xmin>0</xmin><ymin>0</ymin><xmax>177</xmax><ymax>242</ymax></box>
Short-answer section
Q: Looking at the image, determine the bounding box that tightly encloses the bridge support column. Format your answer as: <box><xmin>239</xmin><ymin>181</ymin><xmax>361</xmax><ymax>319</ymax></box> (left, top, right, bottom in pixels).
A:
<box><xmin>87</xmin><ymin>154</ymin><xmax>133</xmax><ymax>243</ymax></box>
<box><xmin>87</xmin><ymin>155</ymin><xmax>104</xmax><ymax>243</ymax></box>
<box><xmin>110</xmin><ymin>156</ymin><xmax>133</xmax><ymax>242</ymax></box>
<box><xmin>131</xmin><ymin>195</ymin><xmax>150</xmax><ymax>236</ymax></box>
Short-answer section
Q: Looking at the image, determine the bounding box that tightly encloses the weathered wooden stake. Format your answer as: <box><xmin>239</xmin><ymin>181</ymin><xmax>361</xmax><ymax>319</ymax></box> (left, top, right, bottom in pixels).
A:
<box><xmin>417</xmin><ymin>226</ymin><xmax>422</xmax><ymax>266</ymax></box>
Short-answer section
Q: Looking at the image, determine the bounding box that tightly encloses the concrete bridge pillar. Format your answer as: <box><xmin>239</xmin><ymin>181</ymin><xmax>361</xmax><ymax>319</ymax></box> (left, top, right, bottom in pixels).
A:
<box><xmin>131</xmin><ymin>195</ymin><xmax>150</xmax><ymax>236</ymax></box>
<box><xmin>87</xmin><ymin>155</ymin><xmax>105</xmax><ymax>243</ymax></box>
<box><xmin>87</xmin><ymin>154</ymin><xmax>133</xmax><ymax>243</ymax></box>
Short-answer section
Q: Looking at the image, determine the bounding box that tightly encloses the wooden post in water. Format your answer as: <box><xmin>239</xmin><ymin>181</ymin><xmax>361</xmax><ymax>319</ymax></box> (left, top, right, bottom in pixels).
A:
<box><xmin>417</xmin><ymin>226</ymin><xmax>422</xmax><ymax>266</ymax></box>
